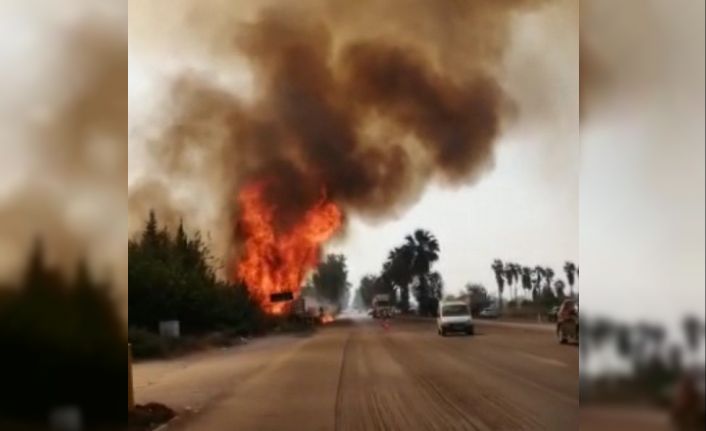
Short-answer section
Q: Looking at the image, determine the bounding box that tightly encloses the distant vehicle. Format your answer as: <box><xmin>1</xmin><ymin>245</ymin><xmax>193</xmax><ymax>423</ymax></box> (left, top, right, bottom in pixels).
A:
<box><xmin>291</xmin><ymin>297</ymin><xmax>317</xmax><ymax>323</ymax></box>
<box><xmin>479</xmin><ymin>306</ymin><xmax>499</xmax><ymax>319</ymax></box>
<box><xmin>556</xmin><ymin>299</ymin><xmax>578</xmax><ymax>344</ymax></box>
<box><xmin>372</xmin><ymin>294</ymin><xmax>393</xmax><ymax>319</ymax></box>
<box><xmin>437</xmin><ymin>300</ymin><xmax>474</xmax><ymax>336</ymax></box>
<box><xmin>292</xmin><ymin>296</ymin><xmax>306</xmax><ymax>316</ymax></box>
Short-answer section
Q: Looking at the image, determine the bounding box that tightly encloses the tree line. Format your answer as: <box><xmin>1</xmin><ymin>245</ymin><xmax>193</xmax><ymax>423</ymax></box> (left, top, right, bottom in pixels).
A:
<box><xmin>581</xmin><ymin>315</ymin><xmax>705</xmax><ymax>368</ymax></box>
<box><xmin>129</xmin><ymin>211</ymin><xmax>354</xmax><ymax>333</ymax></box>
<box><xmin>581</xmin><ymin>314</ymin><xmax>705</xmax><ymax>418</ymax></box>
<box><xmin>129</xmin><ymin>211</ymin><xmax>264</xmax><ymax>335</ymax></box>
<box><xmin>353</xmin><ymin>229</ymin><xmax>443</xmax><ymax>316</ymax></box>
<box><xmin>0</xmin><ymin>240</ymin><xmax>124</xmax><ymax>427</ymax></box>
<box><xmin>490</xmin><ymin>259</ymin><xmax>578</xmax><ymax>310</ymax></box>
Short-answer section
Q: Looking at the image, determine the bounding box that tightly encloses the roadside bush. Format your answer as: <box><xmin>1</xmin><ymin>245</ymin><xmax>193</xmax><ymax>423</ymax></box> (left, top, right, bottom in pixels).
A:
<box><xmin>129</xmin><ymin>328</ymin><xmax>167</xmax><ymax>359</ymax></box>
<box><xmin>0</xmin><ymin>244</ymin><xmax>124</xmax><ymax>427</ymax></box>
<box><xmin>129</xmin><ymin>212</ymin><xmax>265</xmax><ymax>335</ymax></box>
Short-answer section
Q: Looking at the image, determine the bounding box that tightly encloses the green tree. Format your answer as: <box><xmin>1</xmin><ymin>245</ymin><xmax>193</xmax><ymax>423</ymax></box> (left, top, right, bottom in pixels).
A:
<box><xmin>504</xmin><ymin>264</ymin><xmax>516</xmax><ymax>304</ymax></box>
<box><xmin>532</xmin><ymin>266</ymin><xmax>546</xmax><ymax>301</ymax></box>
<box><xmin>354</xmin><ymin>274</ymin><xmax>378</xmax><ymax>310</ymax></box>
<box><xmin>683</xmin><ymin>315</ymin><xmax>705</xmax><ymax>353</ymax></box>
<box><xmin>128</xmin><ymin>211</ymin><xmax>262</xmax><ymax>334</ymax></box>
<box><xmin>552</xmin><ymin>280</ymin><xmax>565</xmax><ymax>302</ymax></box>
<box><xmin>311</xmin><ymin>254</ymin><xmax>351</xmax><ymax>311</ymax></box>
<box><xmin>404</xmin><ymin>229</ymin><xmax>440</xmax><ymax>315</ymax></box>
<box><xmin>511</xmin><ymin>264</ymin><xmax>523</xmax><ymax>301</ymax></box>
<box><xmin>563</xmin><ymin>261</ymin><xmax>577</xmax><ymax>297</ymax></box>
<box><xmin>491</xmin><ymin>259</ymin><xmax>505</xmax><ymax>312</ymax></box>
<box><xmin>521</xmin><ymin>267</ymin><xmax>533</xmax><ymax>300</ymax></box>
<box><xmin>383</xmin><ymin>246</ymin><xmax>414</xmax><ymax>312</ymax></box>
<box><xmin>0</xmin><ymin>243</ymin><xmax>125</xmax><ymax>425</ymax></box>
<box><xmin>423</xmin><ymin>271</ymin><xmax>444</xmax><ymax>316</ymax></box>
<box><xmin>544</xmin><ymin>267</ymin><xmax>555</xmax><ymax>292</ymax></box>
<box><xmin>614</xmin><ymin>324</ymin><xmax>633</xmax><ymax>359</ymax></box>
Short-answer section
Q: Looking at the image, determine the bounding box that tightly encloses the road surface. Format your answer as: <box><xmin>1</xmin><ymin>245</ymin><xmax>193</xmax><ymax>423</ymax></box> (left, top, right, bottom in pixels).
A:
<box><xmin>134</xmin><ymin>316</ymin><xmax>578</xmax><ymax>430</ymax></box>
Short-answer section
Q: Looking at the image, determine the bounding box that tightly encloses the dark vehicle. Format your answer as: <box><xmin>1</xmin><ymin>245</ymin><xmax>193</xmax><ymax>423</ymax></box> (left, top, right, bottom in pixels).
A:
<box><xmin>556</xmin><ymin>299</ymin><xmax>578</xmax><ymax>344</ymax></box>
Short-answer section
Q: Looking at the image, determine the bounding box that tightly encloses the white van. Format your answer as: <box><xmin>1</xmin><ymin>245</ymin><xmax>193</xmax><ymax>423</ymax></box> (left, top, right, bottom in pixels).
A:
<box><xmin>437</xmin><ymin>300</ymin><xmax>474</xmax><ymax>336</ymax></box>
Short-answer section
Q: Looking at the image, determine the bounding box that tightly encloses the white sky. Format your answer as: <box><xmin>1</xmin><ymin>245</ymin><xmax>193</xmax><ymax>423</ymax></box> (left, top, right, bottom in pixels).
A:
<box><xmin>579</xmin><ymin>0</ymin><xmax>705</xmax><ymax>331</ymax></box>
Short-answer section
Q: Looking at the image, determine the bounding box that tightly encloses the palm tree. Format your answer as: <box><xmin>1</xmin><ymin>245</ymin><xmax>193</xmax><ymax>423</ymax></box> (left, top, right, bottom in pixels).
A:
<box><xmin>521</xmin><ymin>267</ymin><xmax>532</xmax><ymax>300</ymax></box>
<box><xmin>426</xmin><ymin>271</ymin><xmax>444</xmax><ymax>315</ymax></box>
<box><xmin>405</xmin><ymin>229</ymin><xmax>440</xmax><ymax>276</ymax></box>
<box><xmin>563</xmin><ymin>261</ymin><xmax>577</xmax><ymax>297</ymax></box>
<box><xmin>383</xmin><ymin>246</ymin><xmax>414</xmax><ymax>312</ymax></box>
<box><xmin>504</xmin><ymin>265</ymin><xmax>516</xmax><ymax>305</ymax></box>
<box><xmin>591</xmin><ymin>318</ymin><xmax>615</xmax><ymax>349</ymax></box>
<box><xmin>544</xmin><ymin>267</ymin><xmax>555</xmax><ymax>292</ymax></box>
<box><xmin>682</xmin><ymin>315</ymin><xmax>704</xmax><ymax>364</ymax></box>
<box><xmin>404</xmin><ymin>229</ymin><xmax>440</xmax><ymax>315</ymax></box>
<box><xmin>510</xmin><ymin>263</ymin><xmax>522</xmax><ymax>303</ymax></box>
<box><xmin>554</xmin><ymin>280</ymin><xmax>566</xmax><ymax>299</ymax></box>
<box><xmin>491</xmin><ymin>259</ymin><xmax>505</xmax><ymax>312</ymax></box>
<box><xmin>533</xmin><ymin>266</ymin><xmax>546</xmax><ymax>301</ymax></box>
<box><xmin>614</xmin><ymin>324</ymin><xmax>633</xmax><ymax>359</ymax></box>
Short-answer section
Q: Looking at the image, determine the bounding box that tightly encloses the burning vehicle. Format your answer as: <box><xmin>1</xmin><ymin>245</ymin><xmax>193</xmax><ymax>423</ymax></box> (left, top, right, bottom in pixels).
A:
<box><xmin>291</xmin><ymin>295</ymin><xmax>337</xmax><ymax>325</ymax></box>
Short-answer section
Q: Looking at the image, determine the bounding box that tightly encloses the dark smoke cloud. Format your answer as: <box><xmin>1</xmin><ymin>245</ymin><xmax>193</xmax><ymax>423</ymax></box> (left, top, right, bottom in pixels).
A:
<box><xmin>128</xmin><ymin>180</ymin><xmax>182</xmax><ymax>234</ymax></box>
<box><xmin>131</xmin><ymin>0</ymin><xmax>555</xmax><ymax>266</ymax></box>
<box><xmin>579</xmin><ymin>34</ymin><xmax>610</xmax><ymax>122</ymax></box>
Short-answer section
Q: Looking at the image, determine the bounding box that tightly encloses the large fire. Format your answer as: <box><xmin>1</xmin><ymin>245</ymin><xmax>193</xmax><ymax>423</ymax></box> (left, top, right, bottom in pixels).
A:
<box><xmin>235</xmin><ymin>182</ymin><xmax>342</xmax><ymax>314</ymax></box>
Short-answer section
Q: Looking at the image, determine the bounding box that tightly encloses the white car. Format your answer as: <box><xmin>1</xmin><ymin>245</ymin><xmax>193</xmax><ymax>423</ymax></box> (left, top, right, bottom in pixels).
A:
<box><xmin>437</xmin><ymin>301</ymin><xmax>474</xmax><ymax>336</ymax></box>
<box><xmin>479</xmin><ymin>307</ymin><xmax>500</xmax><ymax>318</ymax></box>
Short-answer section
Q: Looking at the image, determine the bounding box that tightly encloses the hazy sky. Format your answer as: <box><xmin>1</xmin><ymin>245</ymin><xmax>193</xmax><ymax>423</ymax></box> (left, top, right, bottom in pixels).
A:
<box><xmin>1</xmin><ymin>1</ymin><xmax>126</xmax><ymax>301</ymax></box>
<box><xmin>328</xmin><ymin>134</ymin><xmax>579</xmax><ymax>299</ymax></box>
<box><xmin>579</xmin><ymin>0</ymin><xmax>705</xmax><ymax>328</ymax></box>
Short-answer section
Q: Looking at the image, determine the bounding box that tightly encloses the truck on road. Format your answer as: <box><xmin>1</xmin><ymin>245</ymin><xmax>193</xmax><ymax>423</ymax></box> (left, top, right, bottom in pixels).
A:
<box><xmin>372</xmin><ymin>294</ymin><xmax>393</xmax><ymax>319</ymax></box>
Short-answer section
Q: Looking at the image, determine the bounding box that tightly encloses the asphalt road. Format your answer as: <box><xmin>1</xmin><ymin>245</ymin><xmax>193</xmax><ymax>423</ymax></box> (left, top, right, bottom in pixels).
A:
<box><xmin>134</xmin><ymin>316</ymin><xmax>578</xmax><ymax>431</ymax></box>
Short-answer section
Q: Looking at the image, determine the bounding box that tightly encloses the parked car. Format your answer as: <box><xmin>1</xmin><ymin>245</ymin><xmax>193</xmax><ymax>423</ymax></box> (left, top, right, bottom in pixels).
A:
<box><xmin>479</xmin><ymin>306</ymin><xmax>500</xmax><ymax>318</ymax></box>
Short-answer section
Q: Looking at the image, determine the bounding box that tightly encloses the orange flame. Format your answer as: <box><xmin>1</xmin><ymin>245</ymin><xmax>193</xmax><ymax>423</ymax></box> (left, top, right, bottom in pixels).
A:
<box><xmin>235</xmin><ymin>182</ymin><xmax>342</xmax><ymax>314</ymax></box>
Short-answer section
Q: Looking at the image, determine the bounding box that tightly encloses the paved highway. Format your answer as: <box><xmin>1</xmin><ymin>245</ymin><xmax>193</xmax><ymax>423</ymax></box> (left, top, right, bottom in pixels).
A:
<box><xmin>134</xmin><ymin>316</ymin><xmax>578</xmax><ymax>430</ymax></box>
